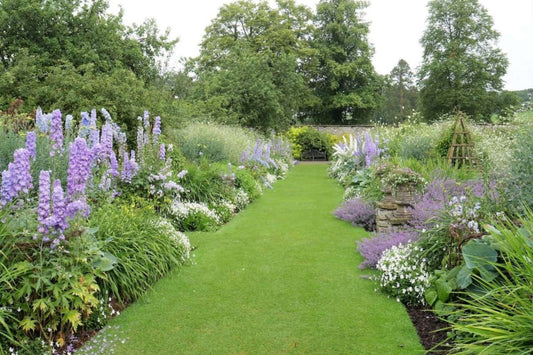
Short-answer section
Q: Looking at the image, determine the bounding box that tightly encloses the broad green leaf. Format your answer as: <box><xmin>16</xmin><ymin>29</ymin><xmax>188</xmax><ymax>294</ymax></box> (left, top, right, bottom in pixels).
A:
<box><xmin>456</xmin><ymin>265</ymin><xmax>472</xmax><ymax>289</ymax></box>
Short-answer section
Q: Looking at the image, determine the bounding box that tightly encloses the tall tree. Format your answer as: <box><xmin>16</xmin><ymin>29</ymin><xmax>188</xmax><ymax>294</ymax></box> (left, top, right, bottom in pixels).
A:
<box><xmin>191</xmin><ymin>0</ymin><xmax>315</xmax><ymax>132</ymax></box>
<box><xmin>418</xmin><ymin>0</ymin><xmax>508</xmax><ymax>121</ymax></box>
<box><xmin>310</xmin><ymin>0</ymin><xmax>379</xmax><ymax>124</ymax></box>
<box><xmin>377</xmin><ymin>59</ymin><xmax>418</xmax><ymax>123</ymax></box>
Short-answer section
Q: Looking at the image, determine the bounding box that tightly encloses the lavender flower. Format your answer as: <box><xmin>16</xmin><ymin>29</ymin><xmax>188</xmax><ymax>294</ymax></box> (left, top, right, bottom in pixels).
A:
<box><xmin>50</xmin><ymin>109</ymin><xmax>64</xmax><ymax>156</ymax></box>
<box><xmin>25</xmin><ymin>131</ymin><xmax>36</xmax><ymax>160</ymax></box>
<box><xmin>0</xmin><ymin>148</ymin><xmax>33</xmax><ymax>205</ymax></box>
<box><xmin>334</xmin><ymin>198</ymin><xmax>376</xmax><ymax>231</ymax></box>
<box><xmin>153</xmin><ymin>116</ymin><xmax>161</xmax><ymax>143</ymax></box>
<box><xmin>357</xmin><ymin>229</ymin><xmax>420</xmax><ymax>269</ymax></box>
<box><xmin>37</xmin><ymin>171</ymin><xmax>51</xmax><ymax>235</ymax></box>
<box><xmin>67</xmin><ymin>138</ymin><xmax>93</xmax><ymax>199</ymax></box>
<box><xmin>177</xmin><ymin>170</ymin><xmax>188</xmax><ymax>179</ymax></box>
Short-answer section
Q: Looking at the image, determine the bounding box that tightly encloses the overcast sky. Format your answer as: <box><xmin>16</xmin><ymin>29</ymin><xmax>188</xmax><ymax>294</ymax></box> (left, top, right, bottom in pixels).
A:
<box><xmin>108</xmin><ymin>0</ymin><xmax>533</xmax><ymax>91</ymax></box>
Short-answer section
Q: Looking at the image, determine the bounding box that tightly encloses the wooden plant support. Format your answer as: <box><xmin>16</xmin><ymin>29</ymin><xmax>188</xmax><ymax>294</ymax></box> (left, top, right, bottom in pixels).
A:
<box><xmin>446</xmin><ymin>113</ymin><xmax>481</xmax><ymax>170</ymax></box>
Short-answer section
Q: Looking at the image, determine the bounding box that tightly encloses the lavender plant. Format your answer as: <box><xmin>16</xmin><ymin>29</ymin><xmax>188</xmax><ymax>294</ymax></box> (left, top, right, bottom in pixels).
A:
<box><xmin>357</xmin><ymin>229</ymin><xmax>420</xmax><ymax>269</ymax></box>
<box><xmin>334</xmin><ymin>197</ymin><xmax>376</xmax><ymax>231</ymax></box>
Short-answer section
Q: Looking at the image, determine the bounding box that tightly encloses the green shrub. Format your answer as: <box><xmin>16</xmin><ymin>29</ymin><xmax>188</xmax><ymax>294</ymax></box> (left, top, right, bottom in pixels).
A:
<box><xmin>234</xmin><ymin>168</ymin><xmax>261</xmax><ymax>201</ymax></box>
<box><xmin>170</xmin><ymin>123</ymin><xmax>259</xmax><ymax>163</ymax></box>
<box><xmin>286</xmin><ymin>126</ymin><xmax>334</xmax><ymax>160</ymax></box>
<box><xmin>398</xmin><ymin>130</ymin><xmax>440</xmax><ymax>161</ymax></box>
<box><xmin>89</xmin><ymin>201</ymin><xmax>190</xmax><ymax>303</ymax></box>
<box><xmin>180</xmin><ymin>161</ymin><xmax>235</xmax><ymax>204</ymax></box>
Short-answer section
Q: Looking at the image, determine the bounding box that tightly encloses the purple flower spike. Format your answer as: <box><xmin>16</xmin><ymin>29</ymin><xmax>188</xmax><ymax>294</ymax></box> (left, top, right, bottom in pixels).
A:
<box><xmin>153</xmin><ymin>116</ymin><xmax>161</xmax><ymax>143</ymax></box>
<box><xmin>159</xmin><ymin>143</ymin><xmax>166</xmax><ymax>161</ymax></box>
<box><xmin>0</xmin><ymin>148</ymin><xmax>33</xmax><ymax>205</ymax></box>
<box><xmin>26</xmin><ymin>131</ymin><xmax>36</xmax><ymax>160</ymax></box>
<box><xmin>52</xmin><ymin>179</ymin><xmax>68</xmax><ymax>232</ymax></box>
<box><xmin>38</xmin><ymin>171</ymin><xmax>51</xmax><ymax>235</ymax></box>
<box><xmin>67</xmin><ymin>138</ymin><xmax>93</xmax><ymax>199</ymax></box>
<box><xmin>50</xmin><ymin>109</ymin><xmax>64</xmax><ymax>156</ymax></box>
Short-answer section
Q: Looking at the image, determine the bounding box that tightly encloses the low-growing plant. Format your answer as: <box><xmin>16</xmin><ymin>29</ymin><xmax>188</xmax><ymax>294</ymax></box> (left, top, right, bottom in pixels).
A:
<box><xmin>375</xmin><ymin>242</ymin><xmax>431</xmax><ymax>305</ymax></box>
<box><xmin>334</xmin><ymin>197</ymin><xmax>376</xmax><ymax>231</ymax></box>
<box><xmin>167</xmin><ymin>200</ymin><xmax>221</xmax><ymax>232</ymax></box>
<box><xmin>357</xmin><ymin>229</ymin><xmax>420</xmax><ymax>269</ymax></box>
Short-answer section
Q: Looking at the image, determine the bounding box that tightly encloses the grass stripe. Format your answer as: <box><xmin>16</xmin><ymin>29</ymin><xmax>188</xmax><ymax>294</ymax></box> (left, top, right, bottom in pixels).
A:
<box><xmin>90</xmin><ymin>163</ymin><xmax>423</xmax><ymax>354</ymax></box>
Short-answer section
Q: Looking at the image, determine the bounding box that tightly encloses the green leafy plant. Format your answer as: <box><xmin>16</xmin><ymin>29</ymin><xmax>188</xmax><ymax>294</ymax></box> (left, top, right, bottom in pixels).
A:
<box><xmin>447</xmin><ymin>213</ymin><xmax>533</xmax><ymax>353</ymax></box>
<box><xmin>89</xmin><ymin>201</ymin><xmax>190</xmax><ymax>303</ymax></box>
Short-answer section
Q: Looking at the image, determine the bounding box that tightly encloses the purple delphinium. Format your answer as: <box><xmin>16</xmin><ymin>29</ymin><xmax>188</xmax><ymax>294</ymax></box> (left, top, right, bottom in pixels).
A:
<box><xmin>137</xmin><ymin>125</ymin><xmax>144</xmax><ymax>154</ymax></box>
<box><xmin>51</xmin><ymin>179</ymin><xmax>68</xmax><ymax>234</ymax></box>
<box><xmin>109</xmin><ymin>151</ymin><xmax>119</xmax><ymax>178</ymax></box>
<box><xmin>79</xmin><ymin>111</ymin><xmax>90</xmax><ymax>138</ymax></box>
<box><xmin>65</xmin><ymin>114</ymin><xmax>74</xmax><ymax>131</ymax></box>
<box><xmin>49</xmin><ymin>109</ymin><xmax>64</xmax><ymax>156</ymax></box>
<box><xmin>25</xmin><ymin>131</ymin><xmax>36</xmax><ymax>160</ymax></box>
<box><xmin>121</xmin><ymin>151</ymin><xmax>140</xmax><ymax>183</ymax></box>
<box><xmin>67</xmin><ymin>138</ymin><xmax>93</xmax><ymax>199</ymax></box>
<box><xmin>356</xmin><ymin>229</ymin><xmax>420</xmax><ymax>269</ymax></box>
<box><xmin>153</xmin><ymin>116</ymin><xmax>161</xmax><ymax>143</ymax></box>
<box><xmin>143</xmin><ymin>111</ymin><xmax>150</xmax><ymax>128</ymax></box>
<box><xmin>0</xmin><ymin>148</ymin><xmax>33</xmax><ymax>206</ymax></box>
<box><xmin>88</xmin><ymin>109</ymin><xmax>99</xmax><ymax>149</ymax></box>
<box><xmin>100</xmin><ymin>122</ymin><xmax>114</xmax><ymax>159</ymax></box>
<box><xmin>159</xmin><ymin>143</ymin><xmax>166</xmax><ymax>161</ymax></box>
<box><xmin>334</xmin><ymin>198</ymin><xmax>376</xmax><ymax>231</ymax></box>
<box><xmin>37</xmin><ymin>171</ymin><xmax>51</xmax><ymax>235</ymax></box>
<box><xmin>101</xmin><ymin>108</ymin><xmax>112</xmax><ymax>121</ymax></box>
<box><xmin>36</xmin><ymin>107</ymin><xmax>52</xmax><ymax>133</ymax></box>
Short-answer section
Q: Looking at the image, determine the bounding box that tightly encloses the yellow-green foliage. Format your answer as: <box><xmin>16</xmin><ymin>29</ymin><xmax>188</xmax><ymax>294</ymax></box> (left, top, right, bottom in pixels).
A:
<box><xmin>285</xmin><ymin>126</ymin><xmax>338</xmax><ymax>159</ymax></box>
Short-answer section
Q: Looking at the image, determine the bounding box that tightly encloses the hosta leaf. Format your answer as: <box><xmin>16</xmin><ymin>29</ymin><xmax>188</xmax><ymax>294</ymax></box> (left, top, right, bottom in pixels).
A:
<box><xmin>456</xmin><ymin>265</ymin><xmax>472</xmax><ymax>289</ymax></box>
<box><xmin>435</xmin><ymin>279</ymin><xmax>452</xmax><ymax>302</ymax></box>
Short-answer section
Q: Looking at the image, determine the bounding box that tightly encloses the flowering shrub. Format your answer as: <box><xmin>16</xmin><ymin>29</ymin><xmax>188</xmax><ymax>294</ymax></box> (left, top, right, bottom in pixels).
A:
<box><xmin>375</xmin><ymin>242</ymin><xmax>430</xmax><ymax>305</ymax></box>
<box><xmin>381</xmin><ymin>167</ymin><xmax>426</xmax><ymax>189</ymax></box>
<box><xmin>334</xmin><ymin>198</ymin><xmax>376</xmax><ymax>231</ymax></box>
<box><xmin>329</xmin><ymin>132</ymin><xmax>386</xmax><ymax>184</ymax></box>
<box><xmin>357</xmin><ymin>229</ymin><xmax>420</xmax><ymax>269</ymax></box>
<box><xmin>168</xmin><ymin>200</ymin><xmax>221</xmax><ymax>231</ymax></box>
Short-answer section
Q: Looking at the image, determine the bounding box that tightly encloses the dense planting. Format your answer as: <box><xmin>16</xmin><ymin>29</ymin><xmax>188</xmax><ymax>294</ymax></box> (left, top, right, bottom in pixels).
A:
<box><xmin>0</xmin><ymin>108</ymin><xmax>292</xmax><ymax>353</ymax></box>
<box><xmin>330</xmin><ymin>109</ymin><xmax>533</xmax><ymax>352</ymax></box>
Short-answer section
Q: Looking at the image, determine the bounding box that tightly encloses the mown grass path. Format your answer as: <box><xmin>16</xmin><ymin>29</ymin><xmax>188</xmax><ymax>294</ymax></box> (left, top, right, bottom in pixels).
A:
<box><xmin>100</xmin><ymin>163</ymin><xmax>423</xmax><ymax>354</ymax></box>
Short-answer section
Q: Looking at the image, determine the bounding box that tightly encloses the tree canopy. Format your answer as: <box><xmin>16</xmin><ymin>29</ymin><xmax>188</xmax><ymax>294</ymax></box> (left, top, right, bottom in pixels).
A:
<box><xmin>0</xmin><ymin>0</ymin><xmax>178</xmax><ymax>131</ymax></box>
<box><xmin>309</xmin><ymin>0</ymin><xmax>379</xmax><ymax>124</ymax></box>
<box><xmin>189</xmin><ymin>0</ymin><xmax>316</xmax><ymax>132</ymax></box>
<box><xmin>418</xmin><ymin>0</ymin><xmax>508</xmax><ymax>121</ymax></box>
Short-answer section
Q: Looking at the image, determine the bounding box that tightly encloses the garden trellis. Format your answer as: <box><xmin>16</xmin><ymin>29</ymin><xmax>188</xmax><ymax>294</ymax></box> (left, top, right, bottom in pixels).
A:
<box><xmin>447</xmin><ymin>113</ymin><xmax>481</xmax><ymax>169</ymax></box>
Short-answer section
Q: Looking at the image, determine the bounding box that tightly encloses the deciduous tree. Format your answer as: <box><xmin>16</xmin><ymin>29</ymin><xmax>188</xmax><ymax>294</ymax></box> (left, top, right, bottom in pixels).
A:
<box><xmin>418</xmin><ymin>0</ymin><xmax>508</xmax><ymax>121</ymax></box>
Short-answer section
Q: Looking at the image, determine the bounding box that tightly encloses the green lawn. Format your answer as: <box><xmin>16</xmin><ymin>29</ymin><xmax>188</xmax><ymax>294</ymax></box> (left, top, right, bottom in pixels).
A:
<box><xmin>84</xmin><ymin>163</ymin><xmax>423</xmax><ymax>354</ymax></box>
